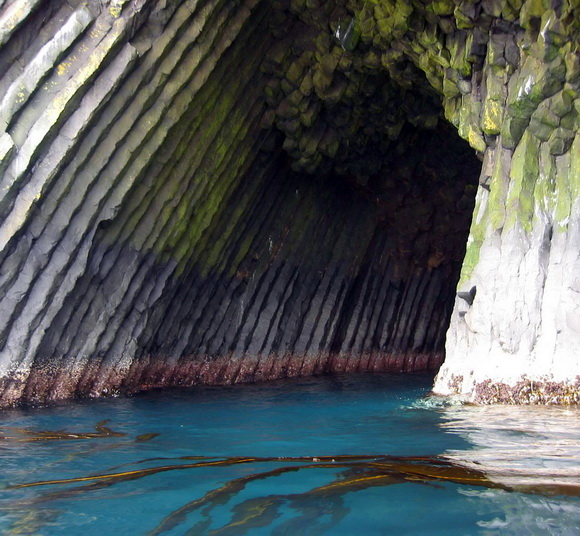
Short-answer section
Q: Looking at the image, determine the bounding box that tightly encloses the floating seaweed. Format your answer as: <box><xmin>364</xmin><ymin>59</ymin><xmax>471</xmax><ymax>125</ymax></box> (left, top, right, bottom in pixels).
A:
<box><xmin>148</xmin><ymin>455</ymin><xmax>502</xmax><ymax>535</ymax></box>
<box><xmin>0</xmin><ymin>420</ymin><xmax>126</xmax><ymax>442</ymax></box>
<box><xmin>4</xmin><ymin>451</ymin><xmax>579</xmax><ymax>535</ymax></box>
<box><xmin>135</xmin><ymin>433</ymin><xmax>161</xmax><ymax>443</ymax></box>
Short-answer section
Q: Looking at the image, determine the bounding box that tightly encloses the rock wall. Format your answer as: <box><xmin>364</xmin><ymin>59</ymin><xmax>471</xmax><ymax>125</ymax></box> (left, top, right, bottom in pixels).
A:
<box><xmin>283</xmin><ymin>0</ymin><xmax>579</xmax><ymax>404</ymax></box>
<box><xmin>0</xmin><ymin>0</ymin><xmax>579</xmax><ymax>406</ymax></box>
<box><xmin>0</xmin><ymin>0</ymin><xmax>479</xmax><ymax>405</ymax></box>
<box><xmin>425</xmin><ymin>2</ymin><xmax>580</xmax><ymax>403</ymax></box>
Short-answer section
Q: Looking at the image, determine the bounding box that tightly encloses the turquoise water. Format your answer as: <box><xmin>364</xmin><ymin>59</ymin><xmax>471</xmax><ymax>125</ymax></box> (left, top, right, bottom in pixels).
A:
<box><xmin>0</xmin><ymin>373</ymin><xmax>579</xmax><ymax>535</ymax></box>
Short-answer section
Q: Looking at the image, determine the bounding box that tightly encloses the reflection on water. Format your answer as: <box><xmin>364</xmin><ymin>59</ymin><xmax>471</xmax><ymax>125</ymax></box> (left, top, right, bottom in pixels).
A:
<box><xmin>441</xmin><ymin>404</ymin><xmax>580</xmax><ymax>492</ymax></box>
<box><xmin>0</xmin><ymin>374</ymin><xmax>579</xmax><ymax>535</ymax></box>
<box><xmin>440</xmin><ymin>403</ymin><xmax>580</xmax><ymax>536</ymax></box>
<box><xmin>459</xmin><ymin>488</ymin><xmax>580</xmax><ymax>535</ymax></box>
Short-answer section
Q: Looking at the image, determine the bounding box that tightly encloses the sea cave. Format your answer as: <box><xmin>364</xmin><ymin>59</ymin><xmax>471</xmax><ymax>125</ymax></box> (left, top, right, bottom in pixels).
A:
<box><xmin>0</xmin><ymin>0</ymin><xmax>579</xmax><ymax>406</ymax></box>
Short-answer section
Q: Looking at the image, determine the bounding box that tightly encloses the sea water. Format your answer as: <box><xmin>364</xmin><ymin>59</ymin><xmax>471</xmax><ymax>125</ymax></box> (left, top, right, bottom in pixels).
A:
<box><xmin>0</xmin><ymin>373</ymin><xmax>579</xmax><ymax>535</ymax></box>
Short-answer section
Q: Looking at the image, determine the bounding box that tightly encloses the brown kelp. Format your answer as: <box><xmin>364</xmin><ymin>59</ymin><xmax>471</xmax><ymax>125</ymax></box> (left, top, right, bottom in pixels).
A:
<box><xmin>0</xmin><ymin>420</ymin><xmax>126</xmax><ymax>442</ymax></box>
<box><xmin>148</xmin><ymin>455</ymin><xmax>504</xmax><ymax>535</ymax></box>
<box><xmin>4</xmin><ymin>450</ymin><xmax>578</xmax><ymax>535</ymax></box>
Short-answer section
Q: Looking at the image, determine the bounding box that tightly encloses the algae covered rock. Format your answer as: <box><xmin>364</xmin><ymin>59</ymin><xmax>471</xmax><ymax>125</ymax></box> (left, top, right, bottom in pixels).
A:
<box><xmin>0</xmin><ymin>0</ymin><xmax>579</xmax><ymax>405</ymax></box>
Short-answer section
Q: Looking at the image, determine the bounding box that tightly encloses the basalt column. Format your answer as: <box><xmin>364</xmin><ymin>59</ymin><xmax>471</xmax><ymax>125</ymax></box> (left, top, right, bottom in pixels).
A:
<box><xmin>255</xmin><ymin>0</ymin><xmax>580</xmax><ymax>403</ymax></box>
<box><xmin>0</xmin><ymin>0</ymin><xmax>479</xmax><ymax>405</ymax></box>
<box><xmin>430</xmin><ymin>3</ymin><xmax>580</xmax><ymax>403</ymax></box>
<box><xmin>0</xmin><ymin>0</ymin><xmax>282</xmax><ymax>403</ymax></box>
<box><xmin>6</xmin><ymin>0</ymin><xmax>579</xmax><ymax>407</ymax></box>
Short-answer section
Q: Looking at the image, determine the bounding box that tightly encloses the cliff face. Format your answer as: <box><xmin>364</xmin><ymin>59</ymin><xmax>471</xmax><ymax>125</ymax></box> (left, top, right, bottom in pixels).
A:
<box><xmin>0</xmin><ymin>0</ymin><xmax>578</xmax><ymax>405</ymax></box>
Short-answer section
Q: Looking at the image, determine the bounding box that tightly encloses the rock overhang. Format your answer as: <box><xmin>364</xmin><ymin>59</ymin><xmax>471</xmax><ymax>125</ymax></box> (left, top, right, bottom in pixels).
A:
<box><xmin>0</xmin><ymin>0</ymin><xmax>578</xmax><ymax>405</ymax></box>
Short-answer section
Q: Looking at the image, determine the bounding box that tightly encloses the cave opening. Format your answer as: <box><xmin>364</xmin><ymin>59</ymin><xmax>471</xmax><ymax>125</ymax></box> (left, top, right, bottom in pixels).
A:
<box><xmin>66</xmin><ymin>0</ymin><xmax>482</xmax><ymax>395</ymax></box>
<box><xmin>162</xmin><ymin>0</ymin><xmax>483</xmax><ymax>379</ymax></box>
<box><xmin>0</xmin><ymin>0</ymin><xmax>484</xmax><ymax>404</ymax></box>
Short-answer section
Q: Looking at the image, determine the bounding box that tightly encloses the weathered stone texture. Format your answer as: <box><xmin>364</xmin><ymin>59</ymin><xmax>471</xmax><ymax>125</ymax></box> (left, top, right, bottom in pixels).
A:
<box><xmin>0</xmin><ymin>0</ymin><xmax>579</xmax><ymax>405</ymax></box>
<box><xmin>0</xmin><ymin>0</ymin><xmax>479</xmax><ymax>405</ymax></box>
<box><xmin>428</xmin><ymin>2</ymin><xmax>580</xmax><ymax>403</ymax></box>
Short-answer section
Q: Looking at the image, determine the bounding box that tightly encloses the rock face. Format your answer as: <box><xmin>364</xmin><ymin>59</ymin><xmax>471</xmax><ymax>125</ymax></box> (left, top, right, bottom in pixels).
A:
<box><xmin>430</xmin><ymin>2</ymin><xmax>580</xmax><ymax>404</ymax></box>
<box><xmin>0</xmin><ymin>0</ymin><xmax>578</xmax><ymax>405</ymax></box>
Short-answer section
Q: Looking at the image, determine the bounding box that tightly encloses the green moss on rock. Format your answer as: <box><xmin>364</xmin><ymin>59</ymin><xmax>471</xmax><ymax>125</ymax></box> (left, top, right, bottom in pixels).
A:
<box><xmin>506</xmin><ymin>130</ymin><xmax>540</xmax><ymax>232</ymax></box>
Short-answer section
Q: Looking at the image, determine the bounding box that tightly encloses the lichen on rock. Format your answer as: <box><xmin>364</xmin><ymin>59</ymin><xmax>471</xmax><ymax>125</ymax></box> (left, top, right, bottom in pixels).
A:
<box><xmin>0</xmin><ymin>0</ymin><xmax>579</xmax><ymax>405</ymax></box>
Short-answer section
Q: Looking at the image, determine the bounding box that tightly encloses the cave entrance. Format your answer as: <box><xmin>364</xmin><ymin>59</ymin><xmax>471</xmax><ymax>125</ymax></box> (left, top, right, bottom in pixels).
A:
<box><xmin>86</xmin><ymin>0</ymin><xmax>483</xmax><ymax>383</ymax></box>
<box><xmin>230</xmin><ymin>2</ymin><xmax>484</xmax><ymax>372</ymax></box>
<box><xmin>0</xmin><ymin>0</ymin><xmax>483</xmax><ymax>404</ymax></box>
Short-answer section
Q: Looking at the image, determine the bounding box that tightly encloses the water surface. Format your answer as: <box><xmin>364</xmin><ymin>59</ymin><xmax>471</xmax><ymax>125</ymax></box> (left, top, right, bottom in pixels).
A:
<box><xmin>0</xmin><ymin>373</ymin><xmax>579</xmax><ymax>534</ymax></box>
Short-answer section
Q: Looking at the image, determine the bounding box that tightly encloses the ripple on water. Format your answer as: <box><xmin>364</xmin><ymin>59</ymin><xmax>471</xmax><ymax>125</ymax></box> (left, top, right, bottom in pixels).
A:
<box><xmin>0</xmin><ymin>373</ymin><xmax>578</xmax><ymax>535</ymax></box>
<box><xmin>441</xmin><ymin>404</ymin><xmax>580</xmax><ymax>492</ymax></box>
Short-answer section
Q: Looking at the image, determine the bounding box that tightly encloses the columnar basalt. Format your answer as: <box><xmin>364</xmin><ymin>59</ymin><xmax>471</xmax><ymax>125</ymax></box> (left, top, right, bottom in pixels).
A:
<box><xmin>0</xmin><ymin>0</ymin><xmax>578</xmax><ymax>406</ymax></box>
